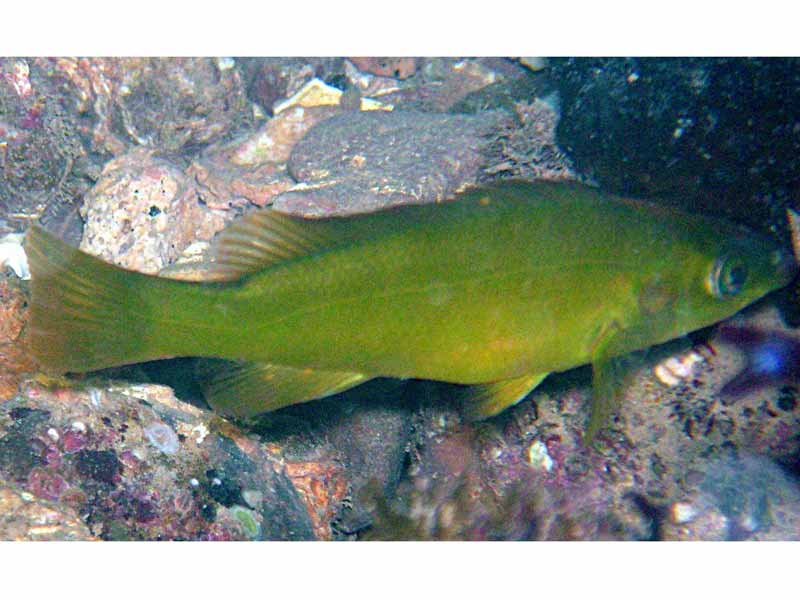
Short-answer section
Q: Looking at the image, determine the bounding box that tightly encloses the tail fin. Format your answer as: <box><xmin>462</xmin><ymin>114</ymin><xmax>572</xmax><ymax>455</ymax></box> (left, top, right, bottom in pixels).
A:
<box><xmin>24</xmin><ymin>226</ymin><xmax>169</xmax><ymax>373</ymax></box>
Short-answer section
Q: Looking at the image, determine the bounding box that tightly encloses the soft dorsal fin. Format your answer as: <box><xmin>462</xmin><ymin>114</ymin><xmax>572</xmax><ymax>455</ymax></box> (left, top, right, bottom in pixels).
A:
<box><xmin>207</xmin><ymin>206</ymin><xmax>417</xmax><ymax>281</ymax></box>
<box><xmin>208</xmin><ymin>210</ymin><xmax>340</xmax><ymax>281</ymax></box>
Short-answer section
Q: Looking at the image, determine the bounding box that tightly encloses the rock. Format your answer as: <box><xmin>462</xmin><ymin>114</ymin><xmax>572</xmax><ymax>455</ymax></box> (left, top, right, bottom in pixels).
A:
<box><xmin>273</xmin><ymin>78</ymin><xmax>391</xmax><ymax>115</ymax></box>
<box><xmin>0</xmin><ymin>274</ymin><xmax>35</xmax><ymax>401</ymax></box>
<box><xmin>187</xmin><ymin>105</ymin><xmax>341</xmax><ymax>210</ymax></box>
<box><xmin>398</xmin><ymin>58</ymin><xmax>502</xmax><ymax>112</ymax></box>
<box><xmin>251</xmin><ymin>380</ymin><xmax>414</xmax><ymax>538</ymax></box>
<box><xmin>0</xmin><ymin>381</ymin><xmax>320</xmax><ymax>540</ymax></box>
<box><xmin>611</xmin><ymin>304</ymin><xmax>800</xmax><ymax>505</ymax></box>
<box><xmin>479</xmin><ymin>98</ymin><xmax>579</xmax><ymax>182</ymax></box>
<box><xmin>661</xmin><ymin>453</ymin><xmax>800</xmax><ymax>541</ymax></box>
<box><xmin>1</xmin><ymin>58</ymin><xmax>99</xmax><ymax>244</ymax></box>
<box><xmin>344</xmin><ymin>60</ymin><xmax>405</xmax><ymax>101</ymax></box>
<box><xmin>348</xmin><ymin>58</ymin><xmax>418</xmax><ymax>80</ymax></box>
<box><xmin>80</xmin><ymin>148</ymin><xmax>226</xmax><ymax>273</ymax></box>
<box><xmin>549</xmin><ymin>58</ymin><xmax>800</xmax><ymax>236</ymax></box>
<box><xmin>0</xmin><ymin>481</ymin><xmax>96</xmax><ymax>540</ymax></box>
<box><xmin>239</xmin><ymin>58</ymin><xmax>345</xmax><ymax>116</ymax></box>
<box><xmin>37</xmin><ymin>57</ymin><xmax>252</xmax><ymax>155</ymax></box>
<box><xmin>276</xmin><ymin>109</ymin><xmax>513</xmax><ymax>217</ymax></box>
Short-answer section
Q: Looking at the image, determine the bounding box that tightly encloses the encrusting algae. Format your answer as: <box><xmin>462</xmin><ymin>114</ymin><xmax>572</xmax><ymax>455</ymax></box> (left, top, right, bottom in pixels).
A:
<box><xmin>23</xmin><ymin>180</ymin><xmax>796</xmax><ymax>440</ymax></box>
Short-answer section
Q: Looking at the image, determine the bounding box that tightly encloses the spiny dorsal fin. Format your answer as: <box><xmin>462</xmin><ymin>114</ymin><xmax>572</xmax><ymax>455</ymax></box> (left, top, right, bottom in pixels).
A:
<box><xmin>198</xmin><ymin>359</ymin><xmax>370</xmax><ymax>417</ymax></box>
<box><xmin>461</xmin><ymin>372</ymin><xmax>549</xmax><ymax>421</ymax></box>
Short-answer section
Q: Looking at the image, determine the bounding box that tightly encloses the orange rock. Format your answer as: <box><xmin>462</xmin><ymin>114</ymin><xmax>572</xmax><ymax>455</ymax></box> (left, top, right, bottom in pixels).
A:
<box><xmin>349</xmin><ymin>58</ymin><xmax>418</xmax><ymax>80</ymax></box>
<box><xmin>284</xmin><ymin>459</ymin><xmax>349</xmax><ymax>540</ymax></box>
<box><xmin>189</xmin><ymin>105</ymin><xmax>340</xmax><ymax>209</ymax></box>
<box><xmin>0</xmin><ymin>277</ymin><xmax>35</xmax><ymax>401</ymax></box>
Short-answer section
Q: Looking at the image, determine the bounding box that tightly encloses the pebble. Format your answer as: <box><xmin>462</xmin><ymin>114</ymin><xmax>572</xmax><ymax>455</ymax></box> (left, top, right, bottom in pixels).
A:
<box><xmin>526</xmin><ymin>440</ymin><xmax>554</xmax><ymax>472</ymax></box>
<box><xmin>0</xmin><ymin>235</ymin><xmax>30</xmax><ymax>280</ymax></box>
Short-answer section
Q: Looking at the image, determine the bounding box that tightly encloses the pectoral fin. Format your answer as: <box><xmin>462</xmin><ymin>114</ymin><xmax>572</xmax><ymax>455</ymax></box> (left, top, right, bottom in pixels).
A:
<box><xmin>461</xmin><ymin>372</ymin><xmax>549</xmax><ymax>421</ymax></box>
<box><xmin>198</xmin><ymin>359</ymin><xmax>370</xmax><ymax>418</ymax></box>
<box><xmin>585</xmin><ymin>321</ymin><xmax>643</xmax><ymax>443</ymax></box>
<box><xmin>586</xmin><ymin>355</ymin><xmax>632</xmax><ymax>443</ymax></box>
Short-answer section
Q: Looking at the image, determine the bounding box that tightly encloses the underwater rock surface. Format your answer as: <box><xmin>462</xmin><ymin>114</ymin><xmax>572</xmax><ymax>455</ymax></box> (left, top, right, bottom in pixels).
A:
<box><xmin>276</xmin><ymin>110</ymin><xmax>513</xmax><ymax>216</ymax></box>
<box><xmin>80</xmin><ymin>148</ymin><xmax>227</xmax><ymax>273</ymax></box>
<box><xmin>0</xmin><ymin>381</ymin><xmax>328</xmax><ymax>540</ymax></box>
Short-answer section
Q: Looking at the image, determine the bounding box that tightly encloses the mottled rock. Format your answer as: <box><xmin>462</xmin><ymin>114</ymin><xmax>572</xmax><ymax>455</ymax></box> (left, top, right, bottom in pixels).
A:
<box><xmin>479</xmin><ymin>98</ymin><xmax>579</xmax><ymax>183</ymax></box>
<box><xmin>326</xmin><ymin>386</ymin><xmax>412</xmax><ymax>499</ymax></box>
<box><xmin>80</xmin><ymin>148</ymin><xmax>226</xmax><ymax>273</ymax></box>
<box><xmin>342</xmin><ymin>58</ymin><xmax>536</xmax><ymax>115</ymax></box>
<box><xmin>344</xmin><ymin>60</ymin><xmax>405</xmax><ymax>101</ymax></box>
<box><xmin>188</xmin><ymin>106</ymin><xmax>340</xmax><ymax>210</ymax></box>
<box><xmin>0</xmin><ymin>481</ymin><xmax>96</xmax><ymax>540</ymax></box>
<box><xmin>0</xmin><ymin>274</ymin><xmax>34</xmax><ymax>401</ymax></box>
<box><xmin>38</xmin><ymin>57</ymin><xmax>252</xmax><ymax>155</ymax></box>
<box><xmin>239</xmin><ymin>58</ymin><xmax>345</xmax><ymax>116</ymax></box>
<box><xmin>276</xmin><ymin>110</ymin><xmax>512</xmax><ymax>216</ymax></box>
<box><xmin>662</xmin><ymin>453</ymin><xmax>800</xmax><ymax>541</ymax></box>
<box><xmin>251</xmin><ymin>380</ymin><xmax>414</xmax><ymax>538</ymax></box>
<box><xmin>614</xmin><ymin>304</ymin><xmax>800</xmax><ymax>501</ymax></box>
<box><xmin>395</xmin><ymin>58</ymin><xmax>502</xmax><ymax>112</ymax></box>
<box><xmin>1</xmin><ymin>58</ymin><xmax>99</xmax><ymax>244</ymax></box>
<box><xmin>0</xmin><ymin>382</ymin><xmax>319</xmax><ymax>540</ymax></box>
<box><xmin>348</xmin><ymin>58</ymin><xmax>418</xmax><ymax>80</ymax></box>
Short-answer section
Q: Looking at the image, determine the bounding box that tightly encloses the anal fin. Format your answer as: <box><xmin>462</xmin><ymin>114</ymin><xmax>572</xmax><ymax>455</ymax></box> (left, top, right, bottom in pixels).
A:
<box><xmin>198</xmin><ymin>359</ymin><xmax>370</xmax><ymax>418</ymax></box>
<box><xmin>461</xmin><ymin>372</ymin><xmax>549</xmax><ymax>421</ymax></box>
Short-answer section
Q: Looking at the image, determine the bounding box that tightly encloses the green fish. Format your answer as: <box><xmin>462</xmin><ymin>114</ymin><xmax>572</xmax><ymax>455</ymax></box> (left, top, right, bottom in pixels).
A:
<box><xmin>24</xmin><ymin>181</ymin><xmax>796</xmax><ymax>439</ymax></box>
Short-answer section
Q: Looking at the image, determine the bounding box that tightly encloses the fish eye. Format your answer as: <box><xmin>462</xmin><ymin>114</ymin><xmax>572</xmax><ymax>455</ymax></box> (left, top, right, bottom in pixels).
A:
<box><xmin>709</xmin><ymin>256</ymin><xmax>748</xmax><ymax>298</ymax></box>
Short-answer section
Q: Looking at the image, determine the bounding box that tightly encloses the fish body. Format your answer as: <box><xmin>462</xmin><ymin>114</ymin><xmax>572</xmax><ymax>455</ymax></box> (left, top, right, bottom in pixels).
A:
<box><xmin>25</xmin><ymin>181</ymin><xmax>795</xmax><ymax>435</ymax></box>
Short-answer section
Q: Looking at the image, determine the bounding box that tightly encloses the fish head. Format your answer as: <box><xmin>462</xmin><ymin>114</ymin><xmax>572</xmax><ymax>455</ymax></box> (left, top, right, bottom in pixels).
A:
<box><xmin>669</xmin><ymin>221</ymin><xmax>797</xmax><ymax>336</ymax></box>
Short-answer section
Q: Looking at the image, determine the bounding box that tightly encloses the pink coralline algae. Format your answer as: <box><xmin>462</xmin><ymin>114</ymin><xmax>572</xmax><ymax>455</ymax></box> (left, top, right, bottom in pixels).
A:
<box><xmin>26</xmin><ymin>468</ymin><xmax>68</xmax><ymax>502</ymax></box>
<box><xmin>61</xmin><ymin>430</ymin><xmax>87</xmax><ymax>453</ymax></box>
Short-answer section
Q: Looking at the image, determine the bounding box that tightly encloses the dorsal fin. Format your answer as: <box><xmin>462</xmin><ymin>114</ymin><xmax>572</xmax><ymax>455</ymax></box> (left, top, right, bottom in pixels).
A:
<box><xmin>208</xmin><ymin>210</ymin><xmax>340</xmax><ymax>281</ymax></box>
<box><xmin>207</xmin><ymin>180</ymin><xmax>581</xmax><ymax>282</ymax></box>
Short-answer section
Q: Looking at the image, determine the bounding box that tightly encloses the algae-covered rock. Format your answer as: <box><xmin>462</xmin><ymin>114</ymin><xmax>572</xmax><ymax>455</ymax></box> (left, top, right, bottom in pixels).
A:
<box><xmin>276</xmin><ymin>109</ymin><xmax>513</xmax><ymax>216</ymax></box>
<box><xmin>0</xmin><ymin>480</ymin><xmax>96</xmax><ymax>540</ymax></box>
<box><xmin>0</xmin><ymin>382</ymin><xmax>320</xmax><ymax>540</ymax></box>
